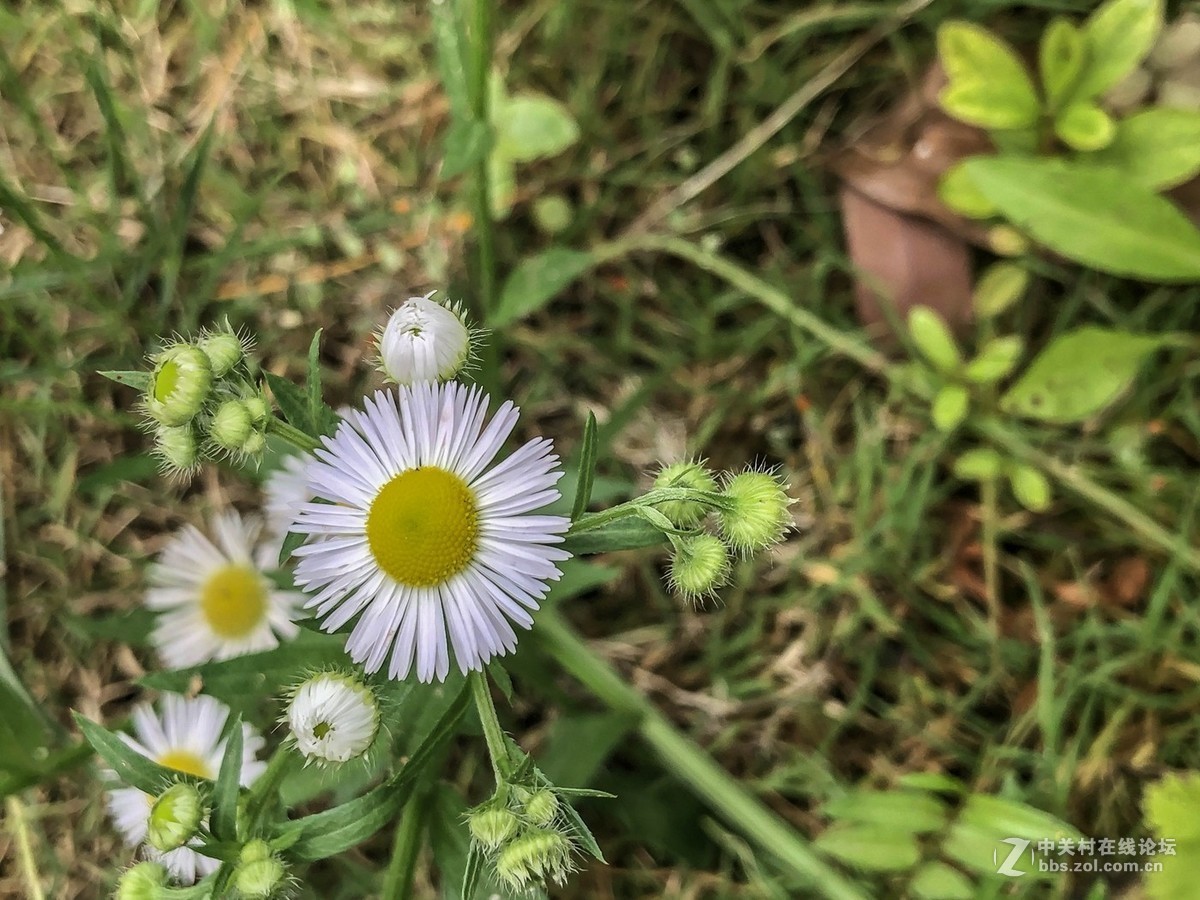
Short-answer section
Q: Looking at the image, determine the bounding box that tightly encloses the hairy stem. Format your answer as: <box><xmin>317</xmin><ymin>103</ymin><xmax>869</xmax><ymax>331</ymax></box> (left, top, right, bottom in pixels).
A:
<box><xmin>245</xmin><ymin>745</ymin><xmax>292</xmax><ymax>830</ymax></box>
<box><xmin>381</xmin><ymin>793</ymin><xmax>428</xmax><ymax>900</ymax></box>
<box><xmin>266</xmin><ymin>416</ymin><xmax>321</xmax><ymax>453</ymax></box>
<box><xmin>470</xmin><ymin>670</ymin><xmax>512</xmax><ymax>783</ymax></box>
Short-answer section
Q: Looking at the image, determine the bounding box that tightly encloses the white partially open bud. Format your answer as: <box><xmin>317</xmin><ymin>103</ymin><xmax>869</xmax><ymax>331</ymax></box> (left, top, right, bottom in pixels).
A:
<box><xmin>375</xmin><ymin>293</ymin><xmax>477</xmax><ymax>386</ymax></box>
<box><xmin>286</xmin><ymin>672</ymin><xmax>380</xmax><ymax>764</ymax></box>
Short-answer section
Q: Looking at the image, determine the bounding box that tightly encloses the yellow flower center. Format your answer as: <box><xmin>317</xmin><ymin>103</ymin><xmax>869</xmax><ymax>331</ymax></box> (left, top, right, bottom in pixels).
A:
<box><xmin>200</xmin><ymin>565</ymin><xmax>268</xmax><ymax>638</ymax></box>
<box><xmin>154</xmin><ymin>359</ymin><xmax>180</xmax><ymax>402</ymax></box>
<box><xmin>156</xmin><ymin>749</ymin><xmax>213</xmax><ymax>780</ymax></box>
<box><xmin>366</xmin><ymin>466</ymin><xmax>479</xmax><ymax>587</ymax></box>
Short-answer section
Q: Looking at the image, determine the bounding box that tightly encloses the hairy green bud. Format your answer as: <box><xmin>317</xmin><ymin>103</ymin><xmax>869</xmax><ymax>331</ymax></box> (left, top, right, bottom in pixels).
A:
<box><xmin>669</xmin><ymin>533</ymin><xmax>731</xmax><ymax>601</ymax></box>
<box><xmin>145</xmin><ymin>345</ymin><xmax>212</xmax><ymax>426</ymax></box>
<box><xmin>115</xmin><ymin>861</ymin><xmax>170</xmax><ymax>900</ymax></box>
<box><xmin>653</xmin><ymin>461</ymin><xmax>718</xmax><ymax>527</ymax></box>
<box><xmin>468</xmin><ymin>805</ymin><xmax>521</xmax><ymax>850</ymax></box>
<box><xmin>523</xmin><ymin>789</ymin><xmax>560</xmax><ymax>827</ymax></box>
<box><xmin>716</xmin><ymin>470</ymin><xmax>791</xmax><ymax>553</ymax></box>
<box><xmin>234</xmin><ymin>840</ymin><xmax>286</xmax><ymax>898</ymax></box>
<box><xmin>495</xmin><ymin>828</ymin><xmax>574</xmax><ymax>891</ymax></box>
<box><xmin>198</xmin><ymin>330</ymin><xmax>246</xmax><ymax>378</ymax></box>
<box><xmin>154</xmin><ymin>424</ymin><xmax>199</xmax><ymax>473</ymax></box>
<box><xmin>146</xmin><ymin>782</ymin><xmax>204</xmax><ymax>852</ymax></box>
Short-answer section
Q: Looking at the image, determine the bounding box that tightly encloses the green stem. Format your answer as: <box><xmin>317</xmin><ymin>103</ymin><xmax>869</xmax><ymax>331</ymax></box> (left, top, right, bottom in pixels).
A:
<box><xmin>267</xmin><ymin>417</ymin><xmax>321</xmax><ymax>453</ymax></box>
<box><xmin>470</xmin><ymin>670</ymin><xmax>512</xmax><ymax>783</ymax></box>
<box><xmin>468</xmin><ymin>0</ymin><xmax>495</xmax><ymax>323</ymax></box>
<box><xmin>533</xmin><ymin>609</ymin><xmax>868</xmax><ymax>900</ymax></box>
<box><xmin>245</xmin><ymin>746</ymin><xmax>292</xmax><ymax>829</ymax></box>
<box><xmin>4</xmin><ymin>796</ymin><xmax>44</xmax><ymax>900</ymax></box>
<box><xmin>381</xmin><ymin>793</ymin><xmax>428</xmax><ymax>900</ymax></box>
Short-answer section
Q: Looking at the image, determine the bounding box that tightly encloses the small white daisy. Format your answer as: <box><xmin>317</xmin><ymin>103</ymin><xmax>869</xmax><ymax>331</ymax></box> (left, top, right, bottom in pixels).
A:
<box><xmin>264</xmin><ymin>452</ymin><xmax>314</xmax><ymax>542</ymax></box>
<box><xmin>105</xmin><ymin>694</ymin><xmax>267</xmax><ymax>884</ymax></box>
<box><xmin>286</xmin><ymin>672</ymin><xmax>380</xmax><ymax>764</ymax></box>
<box><xmin>291</xmin><ymin>382</ymin><xmax>571</xmax><ymax>682</ymax></box>
<box><xmin>146</xmin><ymin>511</ymin><xmax>304</xmax><ymax>668</ymax></box>
<box><xmin>375</xmin><ymin>292</ymin><xmax>479</xmax><ymax>385</ymax></box>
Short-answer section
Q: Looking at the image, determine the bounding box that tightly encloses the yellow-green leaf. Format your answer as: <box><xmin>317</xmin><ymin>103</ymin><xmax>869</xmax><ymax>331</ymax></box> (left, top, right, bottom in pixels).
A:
<box><xmin>932</xmin><ymin>385</ymin><xmax>970</xmax><ymax>433</ymax></box>
<box><xmin>972</xmin><ymin>262</ymin><xmax>1028</xmax><ymax>318</ymax></box>
<box><xmin>1077</xmin><ymin>0</ymin><xmax>1164</xmax><ymax>97</ymax></box>
<box><xmin>1089</xmin><ymin>108</ymin><xmax>1200</xmax><ymax>189</ymax></box>
<box><xmin>908</xmin><ymin>307</ymin><xmax>962</xmax><ymax>372</ymax></box>
<box><xmin>1054</xmin><ymin>102</ymin><xmax>1116</xmax><ymax>151</ymax></box>
<box><xmin>813</xmin><ymin>824</ymin><xmax>921</xmax><ymax>872</ymax></box>
<box><xmin>938</xmin><ymin>163</ymin><xmax>997</xmax><ymax>219</ymax></box>
<box><xmin>910</xmin><ymin>862</ymin><xmax>975</xmax><ymax>900</ymax></box>
<box><xmin>1009</xmin><ymin>464</ymin><xmax>1052</xmax><ymax>512</ymax></box>
<box><xmin>1040</xmin><ymin>18</ymin><xmax>1086</xmax><ymax>111</ymax></box>
<box><xmin>937</xmin><ymin>22</ymin><xmax>1041</xmax><ymax>129</ymax></box>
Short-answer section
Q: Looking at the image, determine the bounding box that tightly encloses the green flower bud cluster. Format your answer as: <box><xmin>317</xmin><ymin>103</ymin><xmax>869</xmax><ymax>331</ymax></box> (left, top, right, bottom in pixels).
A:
<box><xmin>467</xmin><ymin>784</ymin><xmax>576</xmax><ymax>892</ymax></box>
<box><xmin>233</xmin><ymin>839</ymin><xmax>288</xmax><ymax>898</ymax></box>
<box><xmin>651</xmin><ymin>461</ymin><xmax>792</xmax><ymax>603</ymax></box>
<box><xmin>138</xmin><ymin>325</ymin><xmax>270</xmax><ymax>474</ymax></box>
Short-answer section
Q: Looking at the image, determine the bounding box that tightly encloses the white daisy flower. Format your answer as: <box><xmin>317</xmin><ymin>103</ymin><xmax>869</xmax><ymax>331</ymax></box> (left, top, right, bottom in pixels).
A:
<box><xmin>286</xmin><ymin>672</ymin><xmax>380</xmax><ymax>764</ymax></box>
<box><xmin>375</xmin><ymin>292</ymin><xmax>478</xmax><ymax>385</ymax></box>
<box><xmin>146</xmin><ymin>511</ymin><xmax>304</xmax><ymax>668</ymax></box>
<box><xmin>105</xmin><ymin>694</ymin><xmax>267</xmax><ymax>884</ymax></box>
<box><xmin>291</xmin><ymin>382</ymin><xmax>571</xmax><ymax>682</ymax></box>
<box><xmin>264</xmin><ymin>452</ymin><xmax>314</xmax><ymax>542</ymax></box>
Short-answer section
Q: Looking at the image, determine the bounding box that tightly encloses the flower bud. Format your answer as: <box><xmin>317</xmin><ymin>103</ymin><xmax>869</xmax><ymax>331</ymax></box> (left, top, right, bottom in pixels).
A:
<box><xmin>495</xmin><ymin>828</ymin><xmax>574</xmax><ymax>891</ymax></box>
<box><xmin>154</xmin><ymin>424</ymin><xmax>199</xmax><ymax>473</ymax></box>
<box><xmin>375</xmin><ymin>293</ymin><xmax>476</xmax><ymax>385</ymax></box>
<box><xmin>210</xmin><ymin>399</ymin><xmax>254</xmax><ymax>450</ymax></box>
<box><xmin>115</xmin><ymin>861</ymin><xmax>170</xmax><ymax>900</ymax></box>
<box><xmin>286</xmin><ymin>672</ymin><xmax>380</xmax><ymax>764</ymax></box>
<box><xmin>716</xmin><ymin>470</ymin><xmax>792</xmax><ymax>553</ymax></box>
<box><xmin>145</xmin><ymin>345</ymin><xmax>213</xmax><ymax>426</ymax></box>
<box><xmin>198</xmin><ymin>330</ymin><xmax>246</xmax><ymax>378</ymax></box>
<box><xmin>523</xmin><ymin>789</ymin><xmax>560</xmax><ymax>827</ymax></box>
<box><xmin>242</xmin><ymin>395</ymin><xmax>270</xmax><ymax>426</ymax></box>
<box><xmin>233</xmin><ymin>840</ymin><xmax>286</xmax><ymax>898</ymax></box>
<box><xmin>653</xmin><ymin>461</ymin><xmax>718</xmax><ymax>527</ymax></box>
<box><xmin>669</xmin><ymin>533</ymin><xmax>731</xmax><ymax>601</ymax></box>
<box><xmin>146</xmin><ymin>782</ymin><xmax>204</xmax><ymax>852</ymax></box>
<box><xmin>468</xmin><ymin>804</ymin><xmax>521</xmax><ymax>849</ymax></box>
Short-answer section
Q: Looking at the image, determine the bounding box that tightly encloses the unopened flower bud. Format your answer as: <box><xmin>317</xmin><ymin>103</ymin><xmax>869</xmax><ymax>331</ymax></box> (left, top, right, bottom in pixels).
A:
<box><xmin>669</xmin><ymin>533</ymin><xmax>731</xmax><ymax>600</ymax></box>
<box><xmin>242</xmin><ymin>395</ymin><xmax>270</xmax><ymax>425</ymax></box>
<box><xmin>716</xmin><ymin>470</ymin><xmax>792</xmax><ymax>553</ymax></box>
<box><xmin>154</xmin><ymin>424</ymin><xmax>199</xmax><ymax>473</ymax></box>
<box><xmin>469</xmin><ymin>804</ymin><xmax>521</xmax><ymax>849</ymax></box>
<box><xmin>146</xmin><ymin>782</ymin><xmax>204</xmax><ymax>852</ymax></box>
<box><xmin>523</xmin><ymin>789</ymin><xmax>560</xmax><ymax>827</ymax></box>
<box><xmin>145</xmin><ymin>345</ymin><xmax>212</xmax><ymax>426</ymax></box>
<box><xmin>115</xmin><ymin>861</ymin><xmax>170</xmax><ymax>900</ymax></box>
<box><xmin>198</xmin><ymin>330</ymin><xmax>246</xmax><ymax>378</ymax></box>
<box><xmin>234</xmin><ymin>840</ymin><xmax>286</xmax><ymax>898</ymax></box>
<box><xmin>495</xmin><ymin>828</ymin><xmax>574</xmax><ymax>891</ymax></box>
<box><xmin>287</xmin><ymin>672</ymin><xmax>379</xmax><ymax>764</ymax></box>
<box><xmin>375</xmin><ymin>293</ymin><xmax>476</xmax><ymax>385</ymax></box>
<box><xmin>653</xmin><ymin>461</ymin><xmax>718</xmax><ymax>527</ymax></box>
<box><xmin>209</xmin><ymin>400</ymin><xmax>256</xmax><ymax>452</ymax></box>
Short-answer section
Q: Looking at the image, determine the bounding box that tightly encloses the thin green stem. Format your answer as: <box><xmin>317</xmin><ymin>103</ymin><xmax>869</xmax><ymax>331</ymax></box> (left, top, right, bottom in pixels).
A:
<box><xmin>5</xmin><ymin>795</ymin><xmax>45</xmax><ymax>900</ymax></box>
<box><xmin>245</xmin><ymin>745</ymin><xmax>291</xmax><ymax>829</ymax></box>
<box><xmin>267</xmin><ymin>416</ymin><xmax>321</xmax><ymax>453</ymax></box>
<box><xmin>468</xmin><ymin>0</ymin><xmax>495</xmax><ymax>322</ymax></box>
<box><xmin>381</xmin><ymin>793</ymin><xmax>428</xmax><ymax>900</ymax></box>
<box><xmin>533</xmin><ymin>609</ymin><xmax>868</xmax><ymax>900</ymax></box>
<box><xmin>469</xmin><ymin>670</ymin><xmax>512</xmax><ymax>783</ymax></box>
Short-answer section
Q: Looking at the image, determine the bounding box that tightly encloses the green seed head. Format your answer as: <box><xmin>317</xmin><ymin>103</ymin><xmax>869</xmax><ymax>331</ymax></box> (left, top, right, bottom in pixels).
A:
<box><xmin>468</xmin><ymin>805</ymin><xmax>521</xmax><ymax>850</ymax></box>
<box><xmin>198</xmin><ymin>330</ymin><xmax>246</xmax><ymax>378</ymax></box>
<box><xmin>145</xmin><ymin>345</ymin><xmax>213</xmax><ymax>426</ymax></box>
<box><xmin>146</xmin><ymin>782</ymin><xmax>204</xmax><ymax>852</ymax></box>
<box><xmin>115</xmin><ymin>862</ymin><xmax>170</xmax><ymax>900</ymax></box>
<box><xmin>717</xmin><ymin>470</ymin><xmax>792</xmax><ymax>553</ymax></box>
<box><xmin>234</xmin><ymin>840</ymin><xmax>286</xmax><ymax>898</ymax></box>
<box><xmin>653</xmin><ymin>461</ymin><xmax>718</xmax><ymax>527</ymax></box>
<box><xmin>669</xmin><ymin>533</ymin><xmax>731</xmax><ymax>601</ymax></box>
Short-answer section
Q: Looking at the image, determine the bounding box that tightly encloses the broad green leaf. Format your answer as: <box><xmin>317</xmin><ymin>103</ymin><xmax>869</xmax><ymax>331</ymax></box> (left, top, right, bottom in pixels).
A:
<box><xmin>264</xmin><ymin>372</ymin><xmax>313</xmax><ymax>435</ymax></box>
<box><xmin>957</xmin><ymin>794</ymin><xmax>1081</xmax><ymax>842</ymax></box>
<box><xmin>897</xmin><ymin>772</ymin><xmax>965</xmax><ymax>794</ymax></box>
<box><xmin>430</xmin><ymin>0</ymin><xmax>470</xmax><ymax>119</ymax></box>
<box><xmin>1089</xmin><ymin>108</ymin><xmax>1200</xmax><ymax>189</ymax></box>
<box><xmin>1146</xmin><ymin>852</ymin><xmax>1200</xmax><ymax>900</ymax></box>
<box><xmin>938</xmin><ymin>162</ymin><xmax>997</xmax><ymax>220</ymax></box>
<box><xmin>910</xmin><ymin>862</ymin><xmax>975</xmax><ymax>900</ymax></box>
<box><xmin>822</xmin><ymin>790</ymin><xmax>947</xmax><ymax>834</ymax></box>
<box><xmin>489</xmin><ymin>152</ymin><xmax>517</xmax><ymax>219</ymax></box>
<box><xmin>1077</xmin><ymin>0</ymin><xmax>1163</xmax><ymax>98</ymax></box>
<box><xmin>570</xmin><ymin>412</ymin><xmax>599</xmax><ymax>521</ymax></box>
<box><xmin>0</xmin><ymin>674</ymin><xmax>52</xmax><ymax>777</ymax></box>
<box><xmin>74</xmin><ymin>713</ymin><xmax>203</xmax><ymax>794</ymax></box>
<box><xmin>277</xmin><ymin>529</ymin><xmax>306</xmax><ymax>568</ymax></box>
<box><xmin>1040</xmin><ymin>18</ymin><xmax>1086</xmax><ymax>111</ymax></box>
<box><xmin>1009</xmin><ymin>464</ymin><xmax>1052</xmax><ymax>512</ymax></box>
<box><xmin>937</xmin><ymin>22</ymin><xmax>1041</xmax><ymax>129</ymax></box>
<box><xmin>562</xmin><ymin>517</ymin><xmax>665</xmax><ymax>556</ymax></box>
<box><xmin>493</xmin><ymin>248</ymin><xmax>595</xmax><ymax>327</ymax></box>
<box><xmin>972</xmin><ymin>262</ymin><xmax>1028</xmax><ymax>319</ymax></box>
<box><xmin>932</xmin><ymin>385</ymin><xmax>969</xmax><ymax>432</ymax></box>
<box><xmin>441</xmin><ymin>118</ymin><xmax>492</xmax><ymax>181</ymax></box>
<box><xmin>497</xmin><ymin>94</ymin><xmax>580</xmax><ymax>163</ymax></box>
<box><xmin>963</xmin><ymin>157</ymin><xmax>1200</xmax><ymax>281</ymax></box>
<box><xmin>98</xmin><ymin>369</ymin><xmax>152</xmax><ymax>391</ymax></box>
<box><xmin>211</xmin><ymin>715</ymin><xmax>242</xmax><ymax>841</ymax></box>
<box><xmin>539</xmin><ymin>712</ymin><xmax>636</xmax><ymax>787</ymax></box>
<box><xmin>1000</xmin><ymin>326</ymin><xmax>1168</xmax><ymax>423</ymax></box>
<box><xmin>1144</xmin><ymin>772</ymin><xmax>1200</xmax><ymax>842</ymax></box>
<box><xmin>1054</xmin><ymin>102</ymin><xmax>1115</xmax><ymax>151</ymax></box>
<box><xmin>813</xmin><ymin>824</ymin><xmax>921</xmax><ymax>872</ymax></box>
<box><xmin>908</xmin><ymin>307</ymin><xmax>962</xmax><ymax>372</ymax></box>
<box><xmin>953</xmin><ymin>448</ymin><xmax>1004</xmax><ymax>482</ymax></box>
<box><xmin>963</xmin><ymin>336</ymin><xmax>1024</xmax><ymax>384</ymax></box>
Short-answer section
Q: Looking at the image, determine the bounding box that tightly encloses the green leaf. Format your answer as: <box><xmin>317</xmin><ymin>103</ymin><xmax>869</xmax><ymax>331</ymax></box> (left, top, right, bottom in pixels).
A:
<box><xmin>1054</xmin><ymin>102</ymin><xmax>1115</xmax><ymax>151</ymax></box>
<box><xmin>571</xmin><ymin>412</ymin><xmax>599</xmax><ymax>521</ymax></box>
<box><xmin>938</xmin><ymin>163</ymin><xmax>998</xmax><ymax>220</ymax></box>
<box><xmin>953</xmin><ymin>448</ymin><xmax>1004</xmax><ymax>482</ymax></box>
<box><xmin>562</xmin><ymin>517</ymin><xmax>665</xmax><ymax>555</ymax></box>
<box><xmin>0</xmin><ymin>673</ymin><xmax>52</xmax><ymax>777</ymax></box>
<box><xmin>277</xmin><ymin>529</ymin><xmax>306</xmax><ymax>568</ymax></box>
<box><xmin>957</xmin><ymin>794</ymin><xmax>1081</xmax><ymax>842</ymax></box>
<box><xmin>306</xmin><ymin>329</ymin><xmax>323</xmax><ymax>434</ymax></box>
<box><xmin>909</xmin><ymin>862</ymin><xmax>975</xmax><ymax>900</ymax></box>
<box><xmin>1009</xmin><ymin>464</ymin><xmax>1052</xmax><ymax>512</ymax></box>
<box><xmin>963</xmin><ymin>336</ymin><xmax>1024</xmax><ymax>384</ymax></box>
<box><xmin>211</xmin><ymin>715</ymin><xmax>242</xmax><ymax>841</ymax></box>
<box><xmin>430</xmin><ymin>0</ymin><xmax>470</xmax><ymax>119</ymax></box>
<box><xmin>1000</xmin><ymin>326</ymin><xmax>1169</xmax><ymax>423</ymax></box>
<box><xmin>1089</xmin><ymin>108</ymin><xmax>1200</xmax><ymax>189</ymax></box>
<box><xmin>489</xmin><ymin>152</ymin><xmax>517</xmax><ymax>220</ymax></box>
<box><xmin>264</xmin><ymin>372</ymin><xmax>313</xmax><ymax>435</ymax></box>
<box><xmin>823</xmin><ymin>790</ymin><xmax>947</xmax><ymax>834</ymax></box>
<box><xmin>813</xmin><ymin>824</ymin><xmax>921</xmax><ymax>872</ymax></box>
<box><xmin>936</xmin><ymin>21</ymin><xmax>1041</xmax><ymax>129</ymax></box>
<box><xmin>1040</xmin><ymin>18</ymin><xmax>1086</xmax><ymax>111</ymax></box>
<box><xmin>539</xmin><ymin>712</ymin><xmax>636</xmax><ymax>787</ymax></box>
<box><xmin>908</xmin><ymin>307</ymin><xmax>962</xmax><ymax>372</ymax></box>
<box><xmin>896</xmin><ymin>772</ymin><xmax>965</xmax><ymax>794</ymax></box>
<box><xmin>461</xmin><ymin>843</ymin><xmax>484</xmax><ymax>900</ymax></box>
<box><xmin>1077</xmin><ymin>0</ymin><xmax>1163</xmax><ymax>98</ymax></box>
<box><xmin>99</xmin><ymin>369</ymin><xmax>152</xmax><ymax>391</ymax></box>
<box><xmin>496</xmin><ymin>94</ymin><xmax>580</xmax><ymax>163</ymax></box>
<box><xmin>1145</xmin><ymin>772</ymin><xmax>1200</xmax><ymax>841</ymax></box>
<box><xmin>441</xmin><ymin>118</ymin><xmax>492</xmax><ymax>181</ymax></box>
<box><xmin>972</xmin><ymin>262</ymin><xmax>1028</xmax><ymax>319</ymax></box>
<box><xmin>493</xmin><ymin>248</ymin><xmax>595</xmax><ymax>327</ymax></box>
<box><xmin>931</xmin><ymin>385</ymin><xmax>969</xmax><ymax>432</ymax></box>
<box><xmin>74</xmin><ymin>713</ymin><xmax>201</xmax><ymax>794</ymax></box>
<box><xmin>963</xmin><ymin>156</ymin><xmax>1200</xmax><ymax>281</ymax></box>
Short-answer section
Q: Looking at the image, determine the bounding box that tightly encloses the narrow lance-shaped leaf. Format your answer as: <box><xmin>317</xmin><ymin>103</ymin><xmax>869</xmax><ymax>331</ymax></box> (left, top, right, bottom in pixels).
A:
<box><xmin>210</xmin><ymin>716</ymin><xmax>243</xmax><ymax>841</ymax></box>
<box><xmin>570</xmin><ymin>412</ymin><xmax>598</xmax><ymax>521</ymax></box>
<box><xmin>73</xmin><ymin>713</ymin><xmax>203</xmax><ymax>795</ymax></box>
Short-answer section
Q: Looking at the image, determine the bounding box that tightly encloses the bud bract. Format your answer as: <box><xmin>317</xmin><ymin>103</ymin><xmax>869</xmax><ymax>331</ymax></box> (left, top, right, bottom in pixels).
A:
<box><xmin>716</xmin><ymin>470</ymin><xmax>792</xmax><ymax>553</ymax></box>
<box><xmin>653</xmin><ymin>461</ymin><xmax>718</xmax><ymax>527</ymax></box>
<box><xmin>233</xmin><ymin>840</ymin><xmax>286</xmax><ymax>898</ymax></box>
<box><xmin>146</xmin><ymin>782</ymin><xmax>204</xmax><ymax>852</ymax></box>
<box><xmin>669</xmin><ymin>533</ymin><xmax>731</xmax><ymax>600</ymax></box>
<box><xmin>376</xmin><ymin>293</ymin><xmax>475</xmax><ymax>385</ymax></box>
<box><xmin>145</xmin><ymin>345</ymin><xmax>213</xmax><ymax>426</ymax></box>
